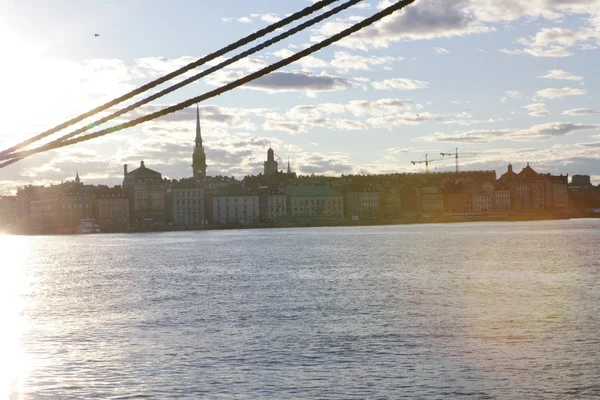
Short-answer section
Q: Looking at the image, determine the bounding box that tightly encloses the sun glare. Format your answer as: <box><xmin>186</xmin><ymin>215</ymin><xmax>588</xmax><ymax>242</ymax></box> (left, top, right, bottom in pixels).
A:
<box><xmin>0</xmin><ymin>235</ymin><xmax>31</xmax><ymax>399</ymax></box>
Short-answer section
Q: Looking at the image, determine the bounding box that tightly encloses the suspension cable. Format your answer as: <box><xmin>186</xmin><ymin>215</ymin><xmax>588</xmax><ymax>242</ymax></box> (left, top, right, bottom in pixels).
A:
<box><xmin>0</xmin><ymin>0</ymin><xmax>341</xmax><ymax>158</ymax></box>
<box><xmin>0</xmin><ymin>0</ymin><xmax>363</xmax><ymax>162</ymax></box>
<box><xmin>0</xmin><ymin>0</ymin><xmax>416</xmax><ymax>169</ymax></box>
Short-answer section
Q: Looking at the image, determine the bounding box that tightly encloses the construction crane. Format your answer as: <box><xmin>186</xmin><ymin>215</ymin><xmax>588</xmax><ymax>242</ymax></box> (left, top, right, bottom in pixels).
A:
<box><xmin>440</xmin><ymin>148</ymin><xmax>477</xmax><ymax>173</ymax></box>
<box><xmin>411</xmin><ymin>154</ymin><xmax>433</xmax><ymax>174</ymax></box>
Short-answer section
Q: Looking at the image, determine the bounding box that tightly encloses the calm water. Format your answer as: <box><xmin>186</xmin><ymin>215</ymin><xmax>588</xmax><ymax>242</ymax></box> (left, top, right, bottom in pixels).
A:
<box><xmin>2</xmin><ymin>220</ymin><xmax>600</xmax><ymax>399</ymax></box>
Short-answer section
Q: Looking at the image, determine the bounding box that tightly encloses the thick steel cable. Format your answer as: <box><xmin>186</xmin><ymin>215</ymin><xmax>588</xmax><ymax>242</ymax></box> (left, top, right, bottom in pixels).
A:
<box><xmin>0</xmin><ymin>0</ymin><xmax>341</xmax><ymax>158</ymax></box>
<box><xmin>0</xmin><ymin>0</ymin><xmax>416</xmax><ymax>169</ymax></box>
<box><xmin>0</xmin><ymin>0</ymin><xmax>363</xmax><ymax>162</ymax></box>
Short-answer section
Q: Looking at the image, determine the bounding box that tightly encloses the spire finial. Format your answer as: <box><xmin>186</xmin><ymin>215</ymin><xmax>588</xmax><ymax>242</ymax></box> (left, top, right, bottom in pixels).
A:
<box><xmin>195</xmin><ymin>104</ymin><xmax>202</xmax><ymax>143</ymax></box>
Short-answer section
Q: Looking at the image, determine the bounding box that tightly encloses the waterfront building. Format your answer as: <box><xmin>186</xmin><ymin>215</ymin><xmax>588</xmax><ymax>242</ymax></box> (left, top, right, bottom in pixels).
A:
<box><xmin>419</xmin><ymin>187</ymin><xmax>444</xmax><ymax>214</ymax></box>
<box><xmin>171</xmin><ymin>179</ymin><xmax>205</xmax><ymax>225</ymax></box>
<box><xmin>465</xmin><ymin>182</ymin><xmax>493</xmax><ymax>213</ymax></box>
<box><xmin>401</xmin><ymin>184</ymin><xmax>420</xmax><ymax>212</ymax></box>
<box><xmin>571</xmin><ymin>175</ymin><xmax>592</xmax><ymax>187</ymax></box>
<box><xmin>15</xmin><ymin>173</ymin><xmax>95</xmax><ymax>233</ymax></box>
<box><xmin>21</xmin><ymin>185</ymin><xmax>62</xmax><ymax>230</ymax></box>
<box><xmin>263</xmin><ymin>147</ymin><xmax>278</xmax><ymax>177</ymax></box>
<box><xmin>568</xmin><ymin>175</ymin><xmax>600</xmax><ymax>208</ymax></box>
<box><xmin>342</xmin><ymin>184</ymin><xmax>380</xmax><ymax>220</ymax></box>
<box><xmin>518</xmin><ymin>163</ymin><xmax>546</xmax><ymax>209</ymax></box>
<box><xmin>202</xmin><ymin>176</ymin><xmax>238</xmax><ymax>224</ymax></box>
<box><xmin>0</xmin><ymin>196</ymin><xmax>17</xmax><ymax>227</ymax></box>
<box><xmin>259</xmin><ymin>189</ymin><xmax>287</xmax><ymax>222</ymax></box>
<box><xmin>286</xmin><ymin>184</ymin><xmax>344</xmax><ymax>221</ymax></box>
<box><xmin>379</xmin><ymin>186</ymin><xmax>403</xmax><ymax>218</ymax></box>
<box><xmin>213</xmin><ymin>187</ymin><xmax>259</xmax><ymax>224</ymax></box>
<box><xmin>94</xmin><ymin>187</ymin><xmax>130</xmax><ymax>231</ymax></box>
<box><xmin>467</xmin><ymin>189</ymin><xmax>493</xmax><ymax>213</ymax></box>
<box><xmin>445</xmin><ymin>192</ymin><xmax>468</xmax><ymax>213</ymax></box>
<box><xmin>498</xmin><ymin>163</ymin><xmax>533</xmax><ymax>210</ymax></box>
<box><xmin>123</xmin><ymin>161</ymin><xmax>166</xmax><ymax>224</ymax></box>
<box><xmin>493</xmin><ymin>185</ymin><xmax>511</xmax><ymax>212</ymax></box>
<box><xmin>543</xmin><ymin>174</ymin><xmax>569</xmax><ymax>209</ymax></box>
<box><xmin>60</xmin><ymin>174</ymin><xmax>95</xmax><ymax>231</ymax></box>
<box><xmin>192</xmin><ymin>105</ymin><xmax>207</xmax><ymax>181</ymax></box>
<box><xmin>498</xmin><ymin>163</ymin><xmax>568</xmax><ymax>210</ymax></box>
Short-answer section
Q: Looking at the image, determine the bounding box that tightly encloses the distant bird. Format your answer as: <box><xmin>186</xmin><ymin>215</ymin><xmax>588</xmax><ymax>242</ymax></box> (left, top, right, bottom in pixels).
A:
<box><xmin>94</xmin><ymin>33</ymin><xmax>100</xmax><ymax>37</ymax></box>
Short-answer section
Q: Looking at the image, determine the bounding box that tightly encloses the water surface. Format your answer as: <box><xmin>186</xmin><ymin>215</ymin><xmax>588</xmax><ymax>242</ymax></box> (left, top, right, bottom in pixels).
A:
<box><xmin>3</xmin><ymin>220</ymin><xmax>600</xmax><ymax>399</ymax></box>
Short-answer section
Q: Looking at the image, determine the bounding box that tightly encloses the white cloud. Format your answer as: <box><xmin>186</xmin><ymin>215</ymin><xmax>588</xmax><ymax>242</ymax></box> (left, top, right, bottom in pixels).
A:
<box><xmin>272</xmin><ymin>49</ymin><xmax>329</xmax><ymax>69</ymax></box>
<box><xmin>434</xmin><ymin>47</ymin><xmax>450</xmax><ymax>54</ymax></box>
<box><xmin>535</xmin><ymin>87</ymin><xmax>588</xmax><ymax>99</ymax></box>
<box><xmin>250</xmin><ymin>13</ymin><xmax>281</xmax><ymax>23</ymax></box>
<box><xmin>500</xmin><ymin>90</ymin><xmax>521</xmax><ymax>102</ymax></box>
<box><xmin>372</xmin><ymin>77</ymin><xmax>430</xmax><ymax>90</ymax></box>
<box><xmin>205</xmin><ymin>70</ymin><xmax>357</xmax><ymax>94</ymax></box>
<box><xmin>538</xmin><ymin>69</ymin><xmax>584</xmax><ymax>81</ymax></box>
<box><xmin>562</xmin><ymin>108</ymin><xmax>600</xmax><ymax>115</ymax></box>
<box><xmin>311</xmin><ymin>0</ymin><xmax>600</xmax><ymax>51</ymax></box>
<box><xmin>499</xmin><ymin>26</ymin><xmax>598</xmax><ymax>57</ymax></box>
<box><xmin>263</xmin><ymin>121</ymin><xmax>304</xmax><ymax>134</ymax></box>
<box><xmin>422</xmin><ymin>122</ymin><xmax>600</xmax><ymax>143</ymax></box>
<box><xmin>367</xmin><ymin>112</ymin><xmax>442</xmax><ymax>127</ymax></box>
<box><xmin>524</xmin><ymin>103</ymin><xmax>551</xmax><ymax>117</ymax></box>
<box><xmin>330</xmin><ymin>51</ymin><xmax>401</xmax><ymax>71</ymax></box>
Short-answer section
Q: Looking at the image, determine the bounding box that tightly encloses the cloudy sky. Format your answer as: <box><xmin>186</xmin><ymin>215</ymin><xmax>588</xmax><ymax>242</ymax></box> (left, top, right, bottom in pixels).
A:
<box><xmin>0</xmin><ymin>0</ymin><xmax>599</xmax><ymax>193</ymax></box>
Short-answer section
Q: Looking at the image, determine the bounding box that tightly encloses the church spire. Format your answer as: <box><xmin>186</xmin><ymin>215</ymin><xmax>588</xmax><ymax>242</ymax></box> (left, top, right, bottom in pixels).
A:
<box><xmin>195</xmin><ymin>104</ymin><xmax>202</xmax><ymax>145</ymax></box>
<box><xmin>287</xmin><ymin>157</ymin><xmax>291</xmax><ymax>174</ymax></box>
<box><xmin>192</xmin><ymin>104</ymin><xmax>207</xmax><ymax>180</ymax></box>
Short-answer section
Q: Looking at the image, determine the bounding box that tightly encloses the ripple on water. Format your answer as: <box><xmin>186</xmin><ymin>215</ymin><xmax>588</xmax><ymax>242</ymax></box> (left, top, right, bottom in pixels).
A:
<box><xmin>4</xmin><ymin>220</ymin><xmax>600</xmax><ymax>399</ymax></box>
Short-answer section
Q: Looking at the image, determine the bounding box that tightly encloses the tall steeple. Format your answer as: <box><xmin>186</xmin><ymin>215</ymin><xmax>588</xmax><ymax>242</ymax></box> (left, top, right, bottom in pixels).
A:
<box><xmin>287</xmin><ymin>157</ymin><xmax>291</xmax><ymax>174</ymax></box>
<box><xmin>195</xmin><ymin>104</ymin><xmax>202</xmax><ymax>145</ymax></box>
<box><xmin>192</xmin><ymin>104</ymin><xmax>207</xmax><ymax>180</ymax></box>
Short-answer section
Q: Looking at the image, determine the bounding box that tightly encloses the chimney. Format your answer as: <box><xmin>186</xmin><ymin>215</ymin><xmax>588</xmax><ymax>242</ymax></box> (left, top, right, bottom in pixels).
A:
<box><xmin>124</xmin><ymin>164</ymin><xmax>128</xmax><ymax>176</ymax></box>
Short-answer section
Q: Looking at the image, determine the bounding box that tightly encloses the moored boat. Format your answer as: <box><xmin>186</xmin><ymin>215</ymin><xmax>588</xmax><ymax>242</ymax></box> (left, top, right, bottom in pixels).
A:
<box><xmin>77</xmin><ymin>218</ymin><xmax>100</xmax><ymax>234</ymax></box>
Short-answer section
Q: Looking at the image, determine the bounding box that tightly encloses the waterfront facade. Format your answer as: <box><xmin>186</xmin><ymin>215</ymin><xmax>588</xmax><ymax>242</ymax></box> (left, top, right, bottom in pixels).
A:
<box><xmin>493</xmin><ymin>188</ymin><xmax>511</xmax><ymax>211</ymax></box>
<box><xmin>379</xmin><ymin>186</ymin><xmax>403</xmax><ymax>218</ymax></box>
<box><xmin>0</xmin><ymin>196</ymin><xmax>17</xmax><ymax>227</ymax></box>
<box><xmin>259</xmin><ymin>189</ymin><xmax>287</xmax><ymax>222</ymax></box>
<box><xmin>172</xmin><ymin>180</ymin><xmax>205</xmax><ymax>225</ymax></box>
<box><xmin>343</xmin><ymin>185</ymin><xmax>380</xmax><ymax>220</ymax></box>
<box><xmin>123</xmin><ymin>161</ymin><xmax>166</xmax><ymax>224</ymax></box>
<box><xmin>419</xmin><ymin>187</ymin><xmax>444</xmax><ymax>214</ymax></box>
<box><xmin>468</xmin><ymin>191</ymin><xmax>493</xmax><ymax>213</ymax></box>
<box><xmin>286</xmin><ymin>185</ymin><xmax>344</xmax><ymax>221</ymax></box>
<box><xmin>213</xmin><ymin>187</ymin><xmax>259</xmax><ymax>224</ymax></box>
<box><xmin>94</xmin><ymin>187</ymin><xmax>130</xmax><ymax>230</ymax></box>
<box><xmin>498</xmin><ymin>163</ymin><xmax>568</xmax><ymax>211</ymax></box>
<box><xmin>61</xmin><ymin>180</ymin><xmax>95</xmax><ymax>231</ymax></box>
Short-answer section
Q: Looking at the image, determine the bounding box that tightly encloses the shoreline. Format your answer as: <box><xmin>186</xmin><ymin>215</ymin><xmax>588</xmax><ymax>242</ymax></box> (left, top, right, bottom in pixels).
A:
<box><xmin>3</xmin><ymin>212</ymin><xmax>598</xmax><ymax>236</ymax></box>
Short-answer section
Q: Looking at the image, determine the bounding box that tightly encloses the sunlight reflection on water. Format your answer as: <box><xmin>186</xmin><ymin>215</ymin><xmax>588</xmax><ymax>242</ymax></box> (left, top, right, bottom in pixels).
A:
<box><xmin>0</xmin><ymin>235</ymin><xmax>30</xmax><ymax>400</ymax></box>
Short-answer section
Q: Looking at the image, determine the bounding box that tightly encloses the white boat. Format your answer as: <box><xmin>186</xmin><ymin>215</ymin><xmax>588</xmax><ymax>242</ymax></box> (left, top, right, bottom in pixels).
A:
<box><xmin>77</xmin><ymin>218</ymin><xmax>100</xmax><ymax>234</ymax></box>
